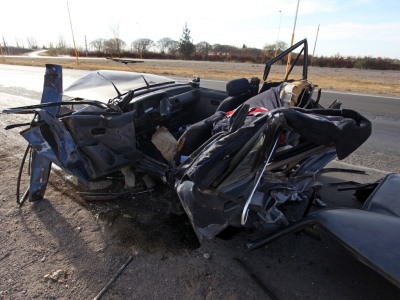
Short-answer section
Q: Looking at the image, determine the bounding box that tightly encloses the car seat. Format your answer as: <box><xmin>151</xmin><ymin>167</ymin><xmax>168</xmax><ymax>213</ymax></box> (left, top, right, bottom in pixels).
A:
<box><xmin>176</xmin><ymin>78</ymin><xmax>252</xmax><ymax>158</ymax></box>
<box><xmin>216</xmin><ymin>78</ymin><xmax>252</xmax><ymax>112</ymax></box>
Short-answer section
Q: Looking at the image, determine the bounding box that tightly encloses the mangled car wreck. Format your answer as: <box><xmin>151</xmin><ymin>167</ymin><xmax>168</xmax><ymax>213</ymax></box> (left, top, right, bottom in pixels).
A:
<box><xmin>3</xmin><ymin>39</ymin><xmax>400</xmax><ymax>288</ymax></box>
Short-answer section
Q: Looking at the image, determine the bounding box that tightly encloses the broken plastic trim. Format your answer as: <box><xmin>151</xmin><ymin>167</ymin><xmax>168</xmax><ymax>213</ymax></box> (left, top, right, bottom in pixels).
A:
<box><xmin>241</xmin><ymin>132</ymin><xmax>281</xmax><ymax>225</ymax></box>
<box><xmin>2</xmin><ymin>100</ymin><xmax>116</xmax><ymax>115</ymax></box>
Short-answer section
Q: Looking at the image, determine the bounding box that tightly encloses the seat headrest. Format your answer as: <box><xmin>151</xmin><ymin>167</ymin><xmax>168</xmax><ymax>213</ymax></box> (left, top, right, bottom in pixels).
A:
<box><xmin>226</xmin><ymin>78</ymin><xmax>250</xmax><ymax>96</ymax></box>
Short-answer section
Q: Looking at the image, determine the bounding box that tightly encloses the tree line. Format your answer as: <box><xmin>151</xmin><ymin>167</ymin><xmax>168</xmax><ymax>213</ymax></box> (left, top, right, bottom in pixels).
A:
<box><xmin>2</xmin><ymin>23</ymin><xmax>399</xmax><ymax>71</ymax></box>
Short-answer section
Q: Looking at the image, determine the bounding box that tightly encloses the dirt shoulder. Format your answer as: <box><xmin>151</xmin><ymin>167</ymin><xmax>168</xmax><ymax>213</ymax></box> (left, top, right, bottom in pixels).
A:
<box><xmin>2</xmin><ymin>56</ymin><xmax>400</xmax><ymax>97</ymax></box>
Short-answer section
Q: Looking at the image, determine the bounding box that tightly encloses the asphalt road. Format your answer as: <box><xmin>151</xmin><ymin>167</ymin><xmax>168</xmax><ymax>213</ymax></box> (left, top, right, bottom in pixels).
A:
<box><xmin>316</xmin><ymin>91</ymin><xmax>400</xmax><ymax>173</ymax></box>
<box><xmin>1</xmin><ymin>64</ymin><xmax>399</xmax><ymax>172</ymax></box>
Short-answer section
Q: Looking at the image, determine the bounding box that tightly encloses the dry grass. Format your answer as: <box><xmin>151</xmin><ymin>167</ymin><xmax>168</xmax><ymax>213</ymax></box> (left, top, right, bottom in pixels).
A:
<box><xmin>2</xmin><ymin>56</ymin><xmax>400</xmax><ymax>97</ymax></box>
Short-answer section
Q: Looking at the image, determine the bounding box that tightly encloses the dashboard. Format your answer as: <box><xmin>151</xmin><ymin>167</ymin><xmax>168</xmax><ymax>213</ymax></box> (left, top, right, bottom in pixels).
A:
<box><xmin>126</xmin><ymin>87</ymin><xmax>200</xmax><ymax>140</ymax></box>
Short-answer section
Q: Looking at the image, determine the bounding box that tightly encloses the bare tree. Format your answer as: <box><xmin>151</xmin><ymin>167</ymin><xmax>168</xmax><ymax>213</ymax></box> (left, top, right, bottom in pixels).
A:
<box><xmin>26</xmin><ymin>36</ymin><xmax>38</xmax><ymax>49</ymax></box>
<box><xmin>90</xmin><ymin>38</ymin><xmax>104</xmax><ymax>52</ymax></box>
<box><xmin>131</xmin><ymin>38</ymin><xmax>154</xmax><ymax>54</ymax></box>
<box><xmin>212</xmin><ymin>44</ymin><xmax>237</xmax><ymax>55</ymax></box>
<box><xmin>275</xmin><ymin>41</ymin><xmax>288</xmax><ymax>53</ymax></box>
<box><xmin>157</xmin><ymin>37</ymin><xmax>174</xmax><ymax>53</ymax></box>
<box><xmin>109</xmin><ymin>23</ymin><xmax>125</xmax><ymax>55</ymax></box>
<box><xmin>196</xmin><ymin>41</ymin><xmax>211</xmax><ymax>56</ymax></box>
<box><xmin>15</xmin><ymin>38</ymin><xmax>25</xmax><ymax>49</ymax></box>
<box><xmin>263</xmin><ymin>41</ymin><xmax>288</xmax><ymax>56</ymax></box>
<box><xmin>166</xmin><ymin>40</ymin><xmax>180</xmax><ymax>55</ymax></box>
<box><xmin>104</xmin><ymin>38</ymin><xmax>126</xmax><ymax>55</ymax></box>
<box><xmin>57</xmin><ymin>34</ymin><xmax>68</xmax><ymax>54</ymax></box>
<box><xmin>131</xmin><ymin>39</ymin><xmax>140</xmax><ymax>53</ymax></box>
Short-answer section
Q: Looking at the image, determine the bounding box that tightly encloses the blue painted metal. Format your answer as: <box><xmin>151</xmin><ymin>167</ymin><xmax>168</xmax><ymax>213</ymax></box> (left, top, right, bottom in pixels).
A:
<box><xmin>27</xmin><ymin>64</ymin><xmax>63</xmax><ymax>201</ymax></box>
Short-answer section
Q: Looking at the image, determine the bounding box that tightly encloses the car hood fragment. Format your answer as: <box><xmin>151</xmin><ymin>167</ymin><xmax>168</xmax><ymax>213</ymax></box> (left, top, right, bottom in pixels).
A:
<box><xmin>64</xmin><ymin>70</ymin><xmax>175</xmax><ymax>101</ymax></box>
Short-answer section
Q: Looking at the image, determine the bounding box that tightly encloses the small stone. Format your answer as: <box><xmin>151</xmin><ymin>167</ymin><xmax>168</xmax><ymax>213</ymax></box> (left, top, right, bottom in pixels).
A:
<box><xmin>203</xmin><ymin>252</ymin><xmax>211</xmax><ymax>259</ymax></box>
<box><xmin>44</xmin><ymin>269</ymin><xmax>65</xmax><ymax>282</ymax></box>
<box><xmin>41</xmin><ymin>256</ymin><xmax>46</xmax><ymax>263</ymax></box>
<box><xmin>77</xmin><ymin>227</ymin><xmax>82</xmax><ymax>232</ymax></box>
<box><xmin>121</xmin><ymin>166</ymin><xmax>136</xmax><ymax>189</ymax></box>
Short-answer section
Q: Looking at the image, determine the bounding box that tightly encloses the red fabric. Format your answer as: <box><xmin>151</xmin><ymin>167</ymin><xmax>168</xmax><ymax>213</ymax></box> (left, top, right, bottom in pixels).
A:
<box><xmin>225</xmin><ymin>107</ymin><xmax>269</xmax><ymax>117</ymax></box>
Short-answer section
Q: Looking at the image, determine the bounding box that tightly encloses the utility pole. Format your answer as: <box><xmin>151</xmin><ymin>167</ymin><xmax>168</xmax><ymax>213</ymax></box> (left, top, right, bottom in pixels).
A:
<box><xmin>275</xmin><ymin>10</ymin><xmax>282</xmax><ymax>57</ymax></box>
<box><xmin>311</xmin><ymin>24</ymin><xmax>320</xmax><ymax>65</ymax></box>
<box><xmin>135</xmin><ymin>22</ymin><xmax>142</xmax><ymax>59</ymax></box>
<box><xmin>85</xmin><ymin>35</ymin><xmax>88</xmax><ymax>57</ymax></box>
<box><xmin>285</xmin><ymin>0</ymin><xmax>300</xmax><ymax>76</ymax></box>
<box><xmin>67</xmin><ymin>0</ymin><xmax>79</xmax><ymax>65</ymax></box>
<box><xmin>0</xmin><ymin>42</ymin><xmax>4</xmax><ymax>62</ymax></box>
<box><xmin>2</xmin><ymin>35</ymin><xmax>9</xmax><ymax>55</ymax></box>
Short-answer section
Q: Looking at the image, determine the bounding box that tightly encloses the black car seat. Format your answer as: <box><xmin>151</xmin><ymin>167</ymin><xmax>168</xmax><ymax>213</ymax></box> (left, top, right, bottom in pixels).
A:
<box><xmin>176</xmin><ymin>78</ymin><xmax>252</xmax><ymax>158</ymax></box>
<box><xmin>216</xmin><ymin>78</ymin><xmax>252</xmax><ymax>112</ymax></box>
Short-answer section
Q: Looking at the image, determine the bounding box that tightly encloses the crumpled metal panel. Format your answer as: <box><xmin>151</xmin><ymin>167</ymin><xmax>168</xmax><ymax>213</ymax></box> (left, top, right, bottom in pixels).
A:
<box><xmin>176</xmin><ymin>180</ymin><xmax>243</xmax><ymax>242</ymax></box>
<box><xmin>247</xmin><ymin>174</ymin><xmax>400</xmax><ymax>288</ymax></box>
<box><xmin>21</xmin><ymin>109</ymin><xmax>91</xmax><ymax>185</ymax></box>
<box><xmin>28</xmin><ymin>64</ymin><xmax>63</xmax><ymax>201</ymax></box>
<box><xmin>64</xmin><ymin>70</ymin><xmax>175</xmax><ymax>101</ymax></box>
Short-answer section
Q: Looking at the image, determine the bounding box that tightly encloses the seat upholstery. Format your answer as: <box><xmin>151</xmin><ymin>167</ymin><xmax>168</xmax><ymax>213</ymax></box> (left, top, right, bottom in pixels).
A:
<box><xmin>216</xmin><ymin>78</ymin><xmax>251</xmax><ymax>112</ymax></box>
<box><xmin>177</xmin><ymin>78</ymin><xmax>251</xmax><ymax>157</ymax></box>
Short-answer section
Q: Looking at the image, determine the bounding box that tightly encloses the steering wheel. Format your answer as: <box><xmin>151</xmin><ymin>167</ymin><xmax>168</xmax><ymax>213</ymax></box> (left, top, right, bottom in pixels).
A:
<box><xmin>159</xmin><ymin>96</ymin><xmax>172</xmax><ymax>120</ymax></box>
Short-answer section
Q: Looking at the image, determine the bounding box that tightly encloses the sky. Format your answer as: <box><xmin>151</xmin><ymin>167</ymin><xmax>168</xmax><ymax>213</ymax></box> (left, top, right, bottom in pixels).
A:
<box><xmin>1</xmin><ymin>0</ymin><xmax>399</xmax><ymax>59</ymax></box>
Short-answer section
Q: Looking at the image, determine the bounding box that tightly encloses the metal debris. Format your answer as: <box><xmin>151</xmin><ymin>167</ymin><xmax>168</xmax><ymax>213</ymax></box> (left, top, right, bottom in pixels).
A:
<box><xmin>78</xmin><ymin>186</ymin><xmax>152</xmax><ymax>201</ymax></box>
<box><xmin>93</xmin><ymin>255</ymin><xmax>133</xmax><ymax>300</ymax></box>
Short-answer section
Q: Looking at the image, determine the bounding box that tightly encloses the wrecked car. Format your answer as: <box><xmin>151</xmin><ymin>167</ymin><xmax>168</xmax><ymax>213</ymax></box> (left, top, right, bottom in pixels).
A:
<box><xmin>11</xmin><ymin>40</ymin><xmax>400</xmax><ymax>287</ymax></box>
<box><xmin>2</xmin><ymin>39</ymin><xmax>371</xmax><ymax>241</ymax></box>
<box><xmin>7</xmin><ymin>39</ymin><xmax>400</xmax><ymax>287</ymax></box>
